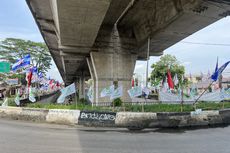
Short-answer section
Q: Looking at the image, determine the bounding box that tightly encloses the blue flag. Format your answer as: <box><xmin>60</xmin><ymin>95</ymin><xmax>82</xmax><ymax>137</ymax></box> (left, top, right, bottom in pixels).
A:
<box><xmin>38</xmin><ymin>72</ymin><xmax>43</xmax><ymax>78</ymax></box>
<box><xmin>215</xmin><ymin>57</ymin><xmax>218</xmax><ymax>73</ymax></box>
<box><xmin>32</xmin><ymin>66</ymin><xmax>38</xmax><ymax>74</ymax></box>
<box><xmin>211</xmin><ymin>61</ymin><xmax>230</xmax><ymax>81</ymax></box>
<box><xmin>12</xmin><ymin>54</ymin><xmax>31</xmax><ymax>71</ymax></box>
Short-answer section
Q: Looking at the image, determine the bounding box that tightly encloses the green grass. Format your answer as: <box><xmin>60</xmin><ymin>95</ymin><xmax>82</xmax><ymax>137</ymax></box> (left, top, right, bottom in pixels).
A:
<box><xmin>24</xmin><ymin>101</ymin><xmax>230</xmax><ymax>113</ymax></box>
<box><xmin>26</xmin><ymin>103</ymin><xmax>114</xmax><ymax>112</ymax></box>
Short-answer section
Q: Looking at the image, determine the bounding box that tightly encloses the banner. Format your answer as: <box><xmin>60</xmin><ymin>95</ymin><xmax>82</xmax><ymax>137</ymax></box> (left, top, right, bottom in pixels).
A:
<box><xmin>0</xmin><ymin>62</ymin><xmax>10</xmax><ymax>73</ymax></box>
<box><xmin>159</xmin><ymin>89</ymin><xmax>230</xmax><ymax>104</ymax></box>
<box><xmin>100</xmin><ymin>85</ymin><xmax>114</xmax><ymax>97</ymax></box>
<box><xmin>6</xmin><ymin>78</ymin><xmax>18</xmax><ymax>85</ymax></box>
<box><xmin>127</xmin><ymin>86</ymin><xmax>142</xmax><ymax>98</ymax></box>
<box><xmin>57</xmin><ymin>83</ymin><xmax>76</xmax><ymax>103</ymax></box>
<box><xmin>110</xmin><ymin>86</ymin><xmax>123</xmax><ymax>100</ymax></box>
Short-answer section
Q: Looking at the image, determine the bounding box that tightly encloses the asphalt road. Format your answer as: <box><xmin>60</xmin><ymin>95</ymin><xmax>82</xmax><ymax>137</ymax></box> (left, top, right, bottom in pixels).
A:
<box><xmin>0</xmin><ymin>119</ymin><xmax>230</xmax><ymax>153</ymax></box>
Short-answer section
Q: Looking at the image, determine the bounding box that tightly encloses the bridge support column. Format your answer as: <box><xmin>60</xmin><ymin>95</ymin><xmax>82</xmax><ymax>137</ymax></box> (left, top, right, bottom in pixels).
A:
<box><xmin>78</xmin><ymin>73</ymin><xmax>85</xmax><ymax>99</ymax></box>
<box><xmin>88</xmin><ymin>51</ymin><xmax>137</xmax><ymax>104</ymax></box>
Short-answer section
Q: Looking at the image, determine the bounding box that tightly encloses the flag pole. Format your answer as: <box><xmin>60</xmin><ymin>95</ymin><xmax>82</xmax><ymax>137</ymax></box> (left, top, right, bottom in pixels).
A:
<box><xmin>193</xmin><ymin>81</ymin><xmax>214</xmax><ymax>105</ymax></box>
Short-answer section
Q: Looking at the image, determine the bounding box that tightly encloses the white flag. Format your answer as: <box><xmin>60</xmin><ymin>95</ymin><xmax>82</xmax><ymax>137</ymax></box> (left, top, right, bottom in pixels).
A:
<box><xmin>57</xmin><ymin>83</ymin><xmax>76</xmax><ymax>103</ymax></box>
<box><xmin>127</xmin><ymin>86</ymin><xmax>142</xmax><ymax>98</ymax></box>
<box><xmin>100</xmin><ymin>85</ymin><xmax>114</xmax><ymax>97</ymax></box>
<box><xmin>143</xmin><ymin>87</ymin><xmax>151</xmax><ymax>95</ymax></box>
<box><xmin>173</xmin><ymin>74</ymin><xmax>179</xmax><ymax>85</ymax></box>
<box><xmin>1</xmin><ymin>98</ymin><xmax>8</xmax><ymax>107</ymax></box>
<box><xmin>110</xmin><ymin>86</ymin><xmax>123</xmax><ymax>100</ymax></box>
<box><xmin>14</xmin><ymin>92</ymin><xmax>20</xmax><ymax>105</ymax></box>
<box><xmin>29</xmin><ymin>89</ymin><xmax>36</xmax><ymax>103</ymax></box>
<box><xmin>87</xmin><ymin>86</ymin><xmax>94</xmax><ymax>102</ymax></box>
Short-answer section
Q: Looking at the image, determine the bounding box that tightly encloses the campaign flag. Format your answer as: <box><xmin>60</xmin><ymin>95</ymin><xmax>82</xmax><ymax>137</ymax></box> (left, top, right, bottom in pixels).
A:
<box><xmin>38</xmin><ymin>72</ymin><xmax>43</xmax><ymax>78</ymax></box>
<box><xmin>100</xmin><ymin>85</ymin><xmax>114</xmax><ymax>97</ymax></box>
<box><xmin>127</xmin><ymin>86</ymin><xmax>142</xmax><ymax>98</ymax></box>
<box><xmin>1</xmin><ymin>98</ymin><xmax>8</xmax><ymax>107</ymax></box>
<box><xmin>57</xmin><ymin>83</ymin><xmax>76</xmax><ymax>103</ymax></box>
<box><xmin>32</xmin><ymin>66</ymin><xmax>38</xmax><ymax>74</ymax></box>
<box><xmin>29</xmin><ymin>90</ymin><xmax>36</xmax><ymax>103</ymax></box>
<box><xmin>87</xmin><ymin>86</ymin><xmax>94</xmax><ymax>102</ymax></box>
<box><xmin>143</xmin><ymin>87</ymin><xmax>151</xmax><ymax>96</ymax></box>
<box><xmin>12</xmin><ymin>54</ymin><xmax>31</xmax><ymax>71</ymax></box>
<box><xmin>211</xmin><ymin>61</ymin><xmax>230</xmax><ymax>81</ymax></box>
<box><xmin>131</xmin><ymin>78</ymin><xmax>135</xmax><ymax>87</ymax></box>
<box><xmin>215</xmin><ymin>57</ymin><xmax>218</xmax><ymax>73</ymax></box>
<box><xmin>110</xmin><ymin>86</ymin><xmax>123</xmax><ymax>100</ymax></box>
<box><xmin>27</xmin><ymin>69</ymin><xmax>33</xmax><ymax>88</ymax></box>
<box><xmin>167</xmin><ymin>69</ymin><xmax>174</xmax><ymax>89</ymax></box>
<box><xmin>173</xmin><ymin>74</ymin><xmax>179</xmax><ymax>85</ymax></box>
<box><xmin>14</xmin><ymin>92</ymin><xmax>20</xmax><ymax>106</ymax></box>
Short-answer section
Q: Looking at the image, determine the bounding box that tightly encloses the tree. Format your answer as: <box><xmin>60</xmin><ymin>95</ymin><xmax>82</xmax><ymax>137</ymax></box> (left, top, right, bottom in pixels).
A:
<box><xmin>0</xmin><ymin>38</ymin><xmax>52</xmax><ymax>74</ymax></box>
<box><xmin>150</xmin><ymin>54</ymin><xmax>185</xmax><ymax>87</ymax></box>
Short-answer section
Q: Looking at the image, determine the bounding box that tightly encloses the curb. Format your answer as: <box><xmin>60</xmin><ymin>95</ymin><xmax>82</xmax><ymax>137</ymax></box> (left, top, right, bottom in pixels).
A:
<box><xmin>0</xmin><ymin>106</ymin><xmax>230</xmax><ymax>129</ymax></box>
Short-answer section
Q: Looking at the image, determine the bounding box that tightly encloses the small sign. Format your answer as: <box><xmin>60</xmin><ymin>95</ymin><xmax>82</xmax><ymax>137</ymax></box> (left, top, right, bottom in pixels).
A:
<box><xmin>6</xmin><ymin>78</ymin><xmax>18</xmax><ymax>85</ymax></box>
<box><xmin>0</xmin><ymin>62</ymin><xmax>10</xmax><ymax>73</ymax></box>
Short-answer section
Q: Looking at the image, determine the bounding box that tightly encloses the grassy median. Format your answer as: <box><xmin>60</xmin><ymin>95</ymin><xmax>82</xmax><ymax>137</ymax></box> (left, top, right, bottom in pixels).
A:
<box><xmin>24</xmin><ymin>101</ymin><xmax>230</xmax><ymax>112</ymax></box>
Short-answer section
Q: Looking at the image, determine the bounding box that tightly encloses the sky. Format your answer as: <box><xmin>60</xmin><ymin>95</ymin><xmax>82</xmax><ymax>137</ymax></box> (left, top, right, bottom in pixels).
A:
<box><xmin>0</xmin><ymin>0</ymin><xmax>229</xmax><ymax>82</ymax></box>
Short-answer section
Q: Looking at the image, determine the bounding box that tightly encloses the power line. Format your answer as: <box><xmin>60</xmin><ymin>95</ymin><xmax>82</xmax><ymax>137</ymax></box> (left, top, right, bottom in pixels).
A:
<box><xmin>180</xmin><ymin>41</ymin><xmax>230</xmax><ymax>47</ymax></box>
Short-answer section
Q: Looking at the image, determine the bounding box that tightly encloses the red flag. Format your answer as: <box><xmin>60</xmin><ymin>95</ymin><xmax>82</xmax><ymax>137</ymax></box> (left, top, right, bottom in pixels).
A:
<box><xmin>167</xmin><ymin>69</ymin><xmax>174</xmax><ymax>89</ymax></box>
<box><xmin>27</xmin><ymin>70</ymin><xmax>33</xmax><ymax>88</ymax></box>
<box><xmin>131</xmin><ymin>78</ymin><xmax>135</xmax><ymax>87</ymax></box>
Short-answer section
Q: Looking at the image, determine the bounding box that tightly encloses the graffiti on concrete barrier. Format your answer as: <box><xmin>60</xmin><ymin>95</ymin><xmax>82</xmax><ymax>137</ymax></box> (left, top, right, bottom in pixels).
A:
<box><xmin>79</xmin><ymin>111</ymin><xmax>116</xmax><ymax>124</ymax></box>
<box><xmin>80</xmin><ymin>112</ymin><xmax>116</xmax><ymax>121</ymax></box>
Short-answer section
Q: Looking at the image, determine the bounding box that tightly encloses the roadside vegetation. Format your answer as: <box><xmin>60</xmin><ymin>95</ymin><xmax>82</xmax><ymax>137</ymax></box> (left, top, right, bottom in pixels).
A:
<box><xmin>2</xmin><ymin>96</ymin><xmax>229</xmax><ymax>112</ymax></box>
<box><xmin>24</xmin><ymin>101</ymin><xmax>230</xmax><ymax>112</ymax></box>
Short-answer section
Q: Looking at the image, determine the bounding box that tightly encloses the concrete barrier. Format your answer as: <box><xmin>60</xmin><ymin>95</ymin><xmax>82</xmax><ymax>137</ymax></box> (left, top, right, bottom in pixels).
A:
<box><xmin>115</xmin><ymin>112</ymin><xmax>157</xmax><ymax>129</ymax></box>
<box><xmin>0</xmin><ymin>106</ymin><xmax>23</xmax><ymax>120</ymax></box>
<box><xmin>20</xmin><ymin>108</ymin><xmax>49</xmax><ymax>122</ymax></box>
<box><xmin>1</xmin><ymin>106</ymin><xmax>230</xmax><ymax>129</ymax></box>
<box><xmin>78</xmin><ymin>111</ymin><xmax>116</xmax><ymax>127</ymax></box>
<box><xmin>219</xmin><ymin>109</ymin><xmax>230</xmax><ymax>124</ymax></box>
<box><xmin>46</xmin><ymin>109</ymin><xmax>80</xmax><ymax>125</ymax></box>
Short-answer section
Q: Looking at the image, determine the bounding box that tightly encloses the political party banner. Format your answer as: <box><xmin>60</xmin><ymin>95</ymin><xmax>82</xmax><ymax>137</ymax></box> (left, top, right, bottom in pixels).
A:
<box><xmin>110</xmin><ymin>86</ymin><xmax>123</xmax><ymax>100</ymax></box>
<box><xmin>127</xmin><ymin>86</ymin><xmax>142</xmax><ymax>98</ymax></box>
<box><xmin>100</xmin><ymin>85</ymin><xmax>114</xmax><ymax>97</ymax></box>
<box><xmin>0</xmin><ymin>62</ymin><xmax>10</xmax><ymax>73</ymax></box>
<box><xmin>6</xmin><ymin>78</ymin><xmax>18</xmax><ymax>85</ymax></box>
<box><xmin>57</xmin><ymin>83</ymin><xmax>76</xmax><ymax>103</ymax></box>
<box><xmin>159</xmin><ymin>89</ymin><xmax>230</xmax><ymax>104</ymax></box>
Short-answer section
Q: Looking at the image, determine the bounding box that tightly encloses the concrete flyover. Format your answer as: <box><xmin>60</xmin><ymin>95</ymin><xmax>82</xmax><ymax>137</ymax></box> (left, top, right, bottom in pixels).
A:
<box><xmin>26</xmin><ymin>0</ymin><xmax>230</xmax><ymax>103</ymax></box>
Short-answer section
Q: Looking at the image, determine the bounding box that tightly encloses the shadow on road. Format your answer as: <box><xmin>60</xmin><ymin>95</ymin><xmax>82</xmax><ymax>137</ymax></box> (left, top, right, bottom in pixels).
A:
<box><xmin>79</xmin><ymin>124</ymin><xmax>230</xmax><ymax>134</ymax></box>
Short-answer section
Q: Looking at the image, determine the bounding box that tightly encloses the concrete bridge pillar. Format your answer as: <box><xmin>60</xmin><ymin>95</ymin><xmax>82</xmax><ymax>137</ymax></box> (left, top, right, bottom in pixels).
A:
<box><xmin>78</xmin><ymin>72</ymin><xmax>86</xmax><ymax>99</ymax></box>
<box><xmin>88</xmin><ymin>52</ymin><xmax>137</xmax><ymax>104</ymax></box>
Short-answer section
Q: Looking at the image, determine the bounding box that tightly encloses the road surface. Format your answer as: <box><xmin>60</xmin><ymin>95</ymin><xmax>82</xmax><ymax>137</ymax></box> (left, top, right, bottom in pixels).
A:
<box><xmin>0</xmin><ymin>119</ymin><xmax>230</xmax><ymax>153</ymax></box>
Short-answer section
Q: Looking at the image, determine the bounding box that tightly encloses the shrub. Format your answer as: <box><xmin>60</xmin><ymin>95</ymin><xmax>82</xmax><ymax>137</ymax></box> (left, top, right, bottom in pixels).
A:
<box><xmin>112</xmin><ymin>98</ymin><xmax>123</xmax><ymax>107</ymax></box>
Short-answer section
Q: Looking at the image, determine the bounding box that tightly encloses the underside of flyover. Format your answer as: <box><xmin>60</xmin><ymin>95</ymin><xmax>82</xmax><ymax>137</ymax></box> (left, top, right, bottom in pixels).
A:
<box><xmin>27</xmin><ymin>0</ymin><xmax>230</xmax><ymax>103</ymax></box>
